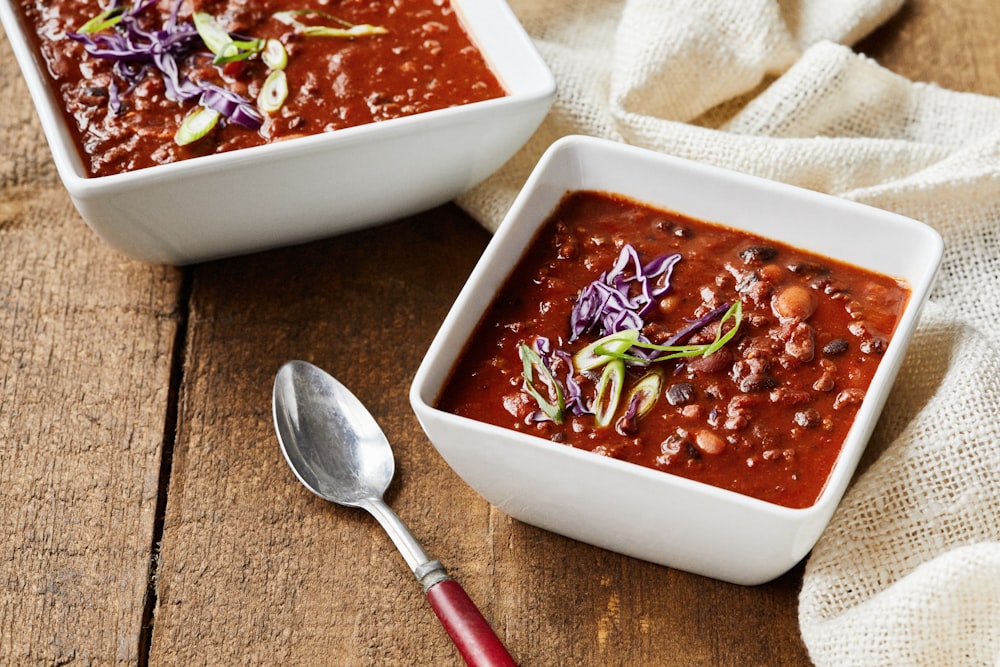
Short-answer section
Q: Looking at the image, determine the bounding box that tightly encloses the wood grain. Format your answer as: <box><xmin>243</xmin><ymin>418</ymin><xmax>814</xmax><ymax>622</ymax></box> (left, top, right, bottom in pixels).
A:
<box><xmin>1</xmin><ymin>26</ymin><xmax>184</xmax><ymax>663</ymax></box>
<box><xmin>857</xmin><ymin>0</ymin><xmax>1000</xmax><ymax>96</ymax></box>
<box><xmin>1</xmin><ymin>1</ymin><xmax>998</xmax><ymax>665</ymax></box>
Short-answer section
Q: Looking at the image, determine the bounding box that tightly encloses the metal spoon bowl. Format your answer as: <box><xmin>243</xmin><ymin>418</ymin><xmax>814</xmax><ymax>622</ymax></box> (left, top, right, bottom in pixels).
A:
<box><xmin>273</xmin><ymin>360</ymin><xmax>516</xmax><ymax>666</ymax></box>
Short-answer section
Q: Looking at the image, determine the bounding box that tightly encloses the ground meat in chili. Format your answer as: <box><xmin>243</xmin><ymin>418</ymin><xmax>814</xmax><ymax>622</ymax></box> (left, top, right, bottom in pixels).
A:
<box><xmin>436</xmin><ymin>191</ymin><xmax>911</xmax><ymax>509</ymax></box>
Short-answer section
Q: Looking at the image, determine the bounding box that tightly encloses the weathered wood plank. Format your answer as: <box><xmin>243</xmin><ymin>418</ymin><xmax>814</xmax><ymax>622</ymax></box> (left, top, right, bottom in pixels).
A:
<box><xmin>0</xmin><ymin>25</ymin><xmax>184</xmax><ymax>665</ymax></box>
<box><xmin>149</xmin><ymin>212</ymin><xmax>496</xmax><ymax>665</ymax></box>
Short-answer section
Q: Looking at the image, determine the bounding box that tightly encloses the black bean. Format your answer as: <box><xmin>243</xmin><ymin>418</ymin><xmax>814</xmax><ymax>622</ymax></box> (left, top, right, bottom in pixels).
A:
<box><xmin>739</xmin><ymin>245</ymin><xmax>778</xmax><ymax>264</ymax></box>
<box><xmin>823</xmin><ymin>339</ymin><xmax>849</xmax><ymax>356</ymax></box>
<box><xmin>665</xmin><ymin>382</ymin><xmax>696</xmax><ymax>406</ymax></box>
<box><xmin>731</xmin><ymin>359</ymin><xmax>778</xmax><ymax>392</ymax></box>
<box><xmin>738</xmin><ymin>375</ymin><xmax>778</xmax><ymax>392</ymax></box>
<box><xmin>787</xmin><ymin>261</ymin><xmax>829</xmax><ymax>275</ymax></box>
<box><xmin>655</xmin><ymin>219</ymin><xmax>692</xmax><ymax>238</ymax></box>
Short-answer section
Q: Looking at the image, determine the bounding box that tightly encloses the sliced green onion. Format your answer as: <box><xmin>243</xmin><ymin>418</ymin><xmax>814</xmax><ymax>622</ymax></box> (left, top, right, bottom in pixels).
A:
<box><xmin>298</xmin><ymin>23</ymin><xmax>388</xmax><ymax>38</ymax></box>
<box><xmin>596</xmin><ymin>301</ymin><xmax>745</xmax><ymax>364</ymax></box>
<box><xmin>574</xmin><ymin>329</ymin><xmax>641</xmax><ymax>372</ymax></box>
<box><xmin>194</xmin><ymin>12</ymin><xmax>233</xmax><ymax>56</ymax></box>
<box><xmin>593</xmin><ymin>360</ymin><xmax>625</xmax><ymax>428</ymax></box>
<box><xmin>625</xmin><ymin>371</ymin><xmax>663</xmax><ymax>421</ymax></box>
<box><xmin>257</xmin><ymin>70</ymin><xmax>288</xmax><ymax>113</ymax></box>
<box><xmin>261</xmin><ymin>39</ymin><xmax>288</xmax><ymax>70</ymax></box>
<box><xmin>519</xmin><ymin>343</ymin><xmax>565</xmax><ymax>424</ymax></box>
<box><xmin>274</xmin><ymin>10</ymin><xmax>387</xmax><ymax>38</ymax></box>
<box><xmin>699</xmin><ymin>300</ymin><xmax>743</xmax><ymax>356</ymax></box>
<box><xmin>193</xmin><ymin>12</ymin><xmax>263</xmax><ymax>64</ymax></box>
<box><xmin>78</xmin><ymin>7</ymin><xmax>124</xmax><ymax>33</ymax></box>
<box><xmin>174</xmin><ymin>107</ymin><xmax>221</xmax><ymax>146</ymax></box>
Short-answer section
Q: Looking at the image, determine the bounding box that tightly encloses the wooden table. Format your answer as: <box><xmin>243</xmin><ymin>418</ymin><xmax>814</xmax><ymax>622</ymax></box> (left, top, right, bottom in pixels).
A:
<box><xmin>1</xmin><ymin>2</ymin><xmax>997</xmax><ymax>664</ymax></box>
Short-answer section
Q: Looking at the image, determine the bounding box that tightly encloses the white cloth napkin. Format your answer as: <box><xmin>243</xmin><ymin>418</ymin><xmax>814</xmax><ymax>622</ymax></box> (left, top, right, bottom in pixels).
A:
<box><xmin>458</xmin><ymin>1</ymin><xmax>1000</xmax><ymax>664</ymax></box>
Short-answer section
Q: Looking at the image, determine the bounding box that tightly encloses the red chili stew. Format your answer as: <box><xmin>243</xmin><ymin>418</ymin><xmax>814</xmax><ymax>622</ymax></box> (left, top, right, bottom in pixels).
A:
<box><xmin>17</xmin><ymin>0</ymin><xmax>506</xmax><ymax>176</ymax></box>
<box><xmin>437</xmin><ymin>191</ymin><xmax>911</xmax><ymax>509</ymax></box>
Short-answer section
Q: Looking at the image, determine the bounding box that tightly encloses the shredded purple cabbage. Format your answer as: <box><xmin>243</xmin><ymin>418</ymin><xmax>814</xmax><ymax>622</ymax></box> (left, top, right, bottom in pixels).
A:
<box><xmin>553</xmin><ymin>349</ymin><xmax>592</xmax><ymax>416</ymax></box>
<box><xmin>569</xmin><ymin>244</ymin><xmax>681</xmax><ymax>342</ymax></box>
<box><xmin>531</xmin><ymin>338</ymin><xmax>592</xmax><ymax>419</ymax></box>
<box><xmin>66</xmin><ymin>0</ymin><xmax>263</xmax><ymax>130</ymax></box>
<box><xmin>662</xmin><ymin>302</ymin><xmax>732</xmax><ymax>347</ymax></box>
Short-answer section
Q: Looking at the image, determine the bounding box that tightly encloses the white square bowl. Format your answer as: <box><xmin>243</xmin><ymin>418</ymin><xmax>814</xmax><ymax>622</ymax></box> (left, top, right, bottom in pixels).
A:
<box><xmin>0</xmin><ymin>0</ymin><xmax>555</xmax><ymax>264</ymax></box>
<box><xmin>409</xmin><ymin>135</ymin><xmax>943</xmax><ymax>585</ymax></box>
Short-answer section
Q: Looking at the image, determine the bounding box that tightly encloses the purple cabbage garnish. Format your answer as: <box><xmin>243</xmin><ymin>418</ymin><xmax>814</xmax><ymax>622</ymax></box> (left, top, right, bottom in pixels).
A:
<box><xmin>66</xmin><ymin>0</ymin><xmax>263</xmax><ymax>131</ymax></box>
<box><xmin>661</xmin><ymin>302</ymin><xmax>733</xmax><ymax>347</ymax></box>
<box><xmin>550</xmin><ymin>347</ymin><xmax>592</xmax><ymax>417</ymax></box>
<box><xmin>524</xmin><ymin>338</ymin><xmax>593</xmax><ymax>423</ymax></box>
<box><xmin>569</xmin><ymin>244</ymin><xmax>680</xmax><ymax>342</ymax></box>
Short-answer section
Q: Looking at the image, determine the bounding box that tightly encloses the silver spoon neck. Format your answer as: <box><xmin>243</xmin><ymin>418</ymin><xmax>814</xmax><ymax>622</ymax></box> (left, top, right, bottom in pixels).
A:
<box><xmin>360</xmin><ymin>496</ymin><xmax>433</xmax><ymax>574</ymax></box>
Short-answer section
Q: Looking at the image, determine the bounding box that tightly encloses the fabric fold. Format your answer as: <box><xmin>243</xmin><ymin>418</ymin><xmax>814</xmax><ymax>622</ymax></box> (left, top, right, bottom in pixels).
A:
<box><xmin>610</xmin><ymin>0</ymin><xmax>800</xmax><ymax>124</ymax></box>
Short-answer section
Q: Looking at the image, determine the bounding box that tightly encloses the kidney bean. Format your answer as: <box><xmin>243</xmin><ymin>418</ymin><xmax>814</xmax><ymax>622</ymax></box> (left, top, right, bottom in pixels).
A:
<box><xmin>694</xmin><ymin>430</ymin><xmax>727</xmax><ymax>455</ymax></box>
<box><xmin>793</xmin><ymin>409</ymin><xmax>822</xmax><ymax>427</ymax></box>
<box><xmin>686</xmin><ymin>348</ymin><xmax>733</xmax><ymax>374</ymax></box>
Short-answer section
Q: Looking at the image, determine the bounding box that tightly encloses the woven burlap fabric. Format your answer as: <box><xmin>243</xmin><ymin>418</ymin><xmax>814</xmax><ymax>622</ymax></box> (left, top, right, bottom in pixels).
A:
<box><xmin>457</xmin><ymin>1</ymin><xmax>1000</xmax><ymax>665</ymax></box>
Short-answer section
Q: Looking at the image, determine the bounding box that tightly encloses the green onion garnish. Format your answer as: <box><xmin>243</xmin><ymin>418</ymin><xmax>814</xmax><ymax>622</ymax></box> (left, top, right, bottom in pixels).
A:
<box><xmin>624</xmin><ymin>370</ymin><xmax>663</xmax><ymax>421</ymax></box>
<box><xmin>593</xmin><ymin>360</ymin><xmax>625</xmax><ymax>428</ymax></box>
<box><xmin>574</xmin><ymin>328</ymin><xmax>641</xmax><ymax>372</ymax></box>
<box><xmin>593</xmin><ymin>301</ymin><xmax>744</xmax><ymax>365</ymax></box>
<box><xmin>298</xmin><ymin>23</ymin><xmax>388</xmax><ymax>38</ymax></box>
<box><xmin>174</xmin><ymin>107</ymin><xmax>221</xmax><ymax>146</ymax></box>
<box><xmin>77</xmin><ymin>6</ymin><xmax>124</xmax><ymax>33</ymax></box>
<box><xmin>274</xmin><ymin>10</ymin><xmax>388</xmax><ymax>38</ymax></box>
<box><xmin>258</xmin><ymin>70</ymin><xmax>288</xmax><ymax>113</ymax></box>
<box><xmin>261</xmin><ymin>39</ymin><xmax>288</xmax><ymax>70</ymax></box>
<box><xmin>519</xmin><ymin>343</ymin><xmax>565</xmax><ymax>424</ymax></box>
<box><xmin>193</xmin><ymin>12</ymin><xmax>264</xmax><ymax>64</ymax></box>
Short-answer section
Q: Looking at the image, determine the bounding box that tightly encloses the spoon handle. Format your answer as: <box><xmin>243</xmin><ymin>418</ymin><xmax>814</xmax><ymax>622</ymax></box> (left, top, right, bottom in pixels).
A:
<box><xmin>423</xmin><ymin>573</ymin><xmax>518</xmax><ymax>667</ymax></box>
<box><xmin>364</xmin><ymin>499</ymin><xmax>516</xmax><ymax>665</ymax></box>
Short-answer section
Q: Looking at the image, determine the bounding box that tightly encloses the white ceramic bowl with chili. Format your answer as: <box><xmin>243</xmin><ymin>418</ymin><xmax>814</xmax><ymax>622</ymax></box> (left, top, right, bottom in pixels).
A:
<box><xmin>0</xmin><ymin>0</ymin><xmax>554</xmax><ymax>264</ymax></box>
<box><xmin>410</xmin><ymin>135</ymin><xmax>943</xmax><ymax>585</ymax></box>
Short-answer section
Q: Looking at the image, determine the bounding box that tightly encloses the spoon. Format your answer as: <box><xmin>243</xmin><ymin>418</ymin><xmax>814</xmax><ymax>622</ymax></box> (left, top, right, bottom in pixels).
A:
<box><xmin>272</xmin><ymin>360</ymin><xmax>516</xmax><ymax>667</ymax></box>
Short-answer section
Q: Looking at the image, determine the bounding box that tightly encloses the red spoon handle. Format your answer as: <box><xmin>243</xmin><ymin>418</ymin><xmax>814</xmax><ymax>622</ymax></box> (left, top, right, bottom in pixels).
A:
<box><xmin>425</xmin><ymin>578</ymin><xmax>517</xmax><ymax>666</ymax></box>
